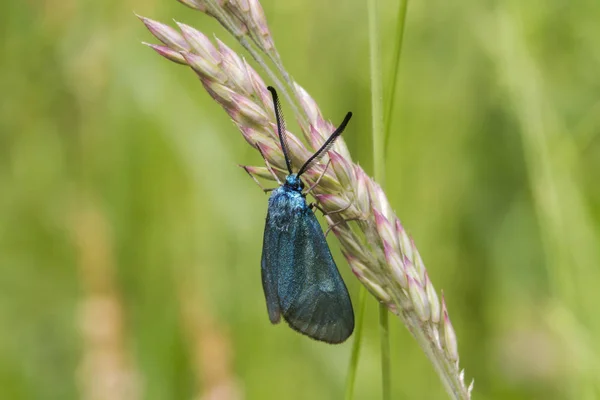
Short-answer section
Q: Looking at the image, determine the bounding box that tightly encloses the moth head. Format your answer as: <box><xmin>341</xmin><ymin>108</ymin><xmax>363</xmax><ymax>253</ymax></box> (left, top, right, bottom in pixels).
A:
<box><xmin>285</xmin><ymin>174</ymin><xmax>304</xmax><ymax>192</ymax></box>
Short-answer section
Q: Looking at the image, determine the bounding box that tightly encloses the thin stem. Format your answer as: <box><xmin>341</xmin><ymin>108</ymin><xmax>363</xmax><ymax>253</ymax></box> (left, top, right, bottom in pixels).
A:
<box><xmin>240</xmin><ymin>26</ymin><xmax>312</xmax><ymax>135</ymax></box>
<box><xmin>266</xmin><ymin>51</ymin><xmax>313</xmax><ymax>130</ymax></box>
<box><xmin>367</xmin><ymin>1</ymin><xmax>390</xmax><ymax>399</ymax></box>
<box><xmin>383</xmin><ymin>0</ymin><xmax>409</xmax><ymax>152</ymax></box>
<box><xmin>370</xmin><ymin>1</ymin><xmax>469</xmax><ymax>398</ymax></box>
<box><xmin>368</xmin><ymin>0</ymin><xmax>385</xmax><ymax>186</ymax></box>
<box><xmin>378</xmin><ymin>5</ymin><xmax>409</xmax><ymax>396</ymax></box>
<box><xmin>249</xmin><ymin>43</ymin><xmax>310</xmax><ymax>133</ymax></box>
<box><xmin>384</xmin><ymin>287</ymin><xmax>469</xmax><ymax>399</ymax></box>
<box><xmin>345</xmin><ymin>287</ymin><xmax>367</xmax><ymax>400</ymax></box>
<box><xmin>239</xmin><ymin>38</ymin><xmax>306</xmax><ymax>129</ymax></box>
<box><xmin>379</xmin><ymin>304</ymin><xmax>391</xmax><ymax>400</ymax></box>
<box><xmin>401</xmin><ymin>312</ymin><xmax>468</xmax><ymax>399</ymax></box>
<box><xmin>204</xmin><ymin>0</ymin><xmax>309</xmax><ymax>132</ymax></box>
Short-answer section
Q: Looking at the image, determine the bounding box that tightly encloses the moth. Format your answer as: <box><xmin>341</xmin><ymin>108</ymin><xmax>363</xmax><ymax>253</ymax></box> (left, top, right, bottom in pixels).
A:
<box><xmin>258</xmin><ymin>86</ymin><xmax>354</xmax><ymax>344</ymax></box>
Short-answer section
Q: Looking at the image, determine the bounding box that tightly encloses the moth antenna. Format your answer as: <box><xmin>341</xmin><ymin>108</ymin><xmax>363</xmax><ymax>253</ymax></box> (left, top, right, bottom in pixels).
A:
<box><xmin>267</xmin><ymin>86</ymin><xmax>293</xmax><ymax>175</ymax></box>
<box><xmin>297</xmin><ymin>112</ymin><xmax>352</xmax><ymax>177</ymax></box>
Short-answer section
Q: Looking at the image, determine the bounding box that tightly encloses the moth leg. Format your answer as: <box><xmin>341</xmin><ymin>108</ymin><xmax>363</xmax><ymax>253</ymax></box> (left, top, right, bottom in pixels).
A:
<box><xmin>309</xmin><ymin>202</ymin><xmax>351</xmax><ymax>216</ymax></box>
<box><xmin>256</xmin><ymin>143</ymin><xmax>283</xmax><ymax>185</ymax></box>
<box><xmin>308</xmin><ymin>202</ymin><xmax>325</xmax><ymax>214</ymax></box>
<box><xmin>324</xmin><ymin>217</ymin><xmax>364</xmax><ymax>237</ymax></box>
<box><xmin>303</xmin><ymin>159</ymin><xmax>331</xmax><ymax>196</ymax></box>
<box><xmin>240</xmin><ymin>165</ymin><xmax>276</xmax><ymax>193</ymax></box>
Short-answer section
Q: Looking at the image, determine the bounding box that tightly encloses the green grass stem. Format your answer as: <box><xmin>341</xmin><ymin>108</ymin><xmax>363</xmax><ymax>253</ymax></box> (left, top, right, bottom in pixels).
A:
<box><xmin>383</xmin><ymin>0</ymin><xmax>409</xmax><ymax>153</ymax></box>
<box><xmin>367</xmin><ymin>0</ymin><xmax>390</xmax><ymax>399</ymax></box>
<box><xmin>344</xmin><ymin>288</ymin><xmax>367</xmax><ymax>400</ymax></box>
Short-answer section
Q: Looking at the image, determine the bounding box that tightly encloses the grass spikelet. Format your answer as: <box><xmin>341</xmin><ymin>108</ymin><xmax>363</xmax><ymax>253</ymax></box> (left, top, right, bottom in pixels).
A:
<box><xmin>139</xmin><ymin>3</ymin><xmax>472</xmax><ymax>399</ymax></box>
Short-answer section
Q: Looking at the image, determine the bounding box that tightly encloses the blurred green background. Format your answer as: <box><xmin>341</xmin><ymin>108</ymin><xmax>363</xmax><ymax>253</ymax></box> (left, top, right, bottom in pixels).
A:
<box><xmin>2</xmin><ymin>0</ymin><xmax>600</xmax><ymax>399</ymax></box>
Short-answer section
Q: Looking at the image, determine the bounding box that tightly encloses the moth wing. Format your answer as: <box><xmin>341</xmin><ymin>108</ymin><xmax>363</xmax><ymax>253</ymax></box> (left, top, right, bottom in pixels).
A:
<box><xmin>277</xmin><ymin>210</ymin><xmax>355</xmax><ymax>344</ymax></box>
<box><xmin>261</xmin><ymin>206</ymin><xmax>283</xmax><ymax>324</ymax></box>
